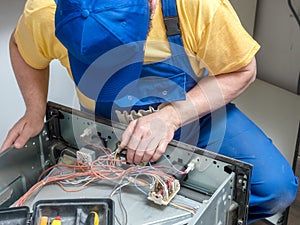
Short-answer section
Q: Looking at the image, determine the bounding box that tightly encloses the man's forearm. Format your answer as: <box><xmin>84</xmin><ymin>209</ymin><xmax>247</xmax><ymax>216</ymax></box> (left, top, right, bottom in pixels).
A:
<box><xmin>0</xmin><ymin>33</ymin><xmax>50</xmax><ymax>151</ymax></box>
<box><xmin>9</xmin><ymin>32</ymin><xmax>49</xmax><ymax>118</ymax></box>
<box><xmin>161</xmin><ymin>58</ymin><xmax>257</xmax><ymax>129</ymax></box>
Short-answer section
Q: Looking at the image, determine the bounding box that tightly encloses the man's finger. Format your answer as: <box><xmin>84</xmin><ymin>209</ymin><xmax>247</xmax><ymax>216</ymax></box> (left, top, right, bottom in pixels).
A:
<box><xmin>126</xmin><ymin>148</ymin><xmax>135</xmax><ymax>163</ymax></box>
<box><xmin>150</xmin><ymin>139</ymin><xmax>169</xmax><ymax>162</ymax></box>
<box><xmin>141</xmin><ymin>148</ymin><xmax>156</xmax><ymax>163</ymax></box>
<box><xmin>14</xmin><ymin>122</ymin><xmax>34</xmax><ymax>149</ymax></box>
<box><xmin>140</xmin><ymin>136</ymin><xmax>159</xmax><ymax>162</ymax></box>
<box><xmin>0</xmin><ymin>125</ymin><xmax>23</xmax><ymax>151</ymax></box>
<box><xmin>0</xmin><ymin>134</ymin><xmax>17</xmax><ymax>151</ymax></box>
<box><xmin>133</xmin><ymin>149</ymin><xmax>144</xmax><ymax>164</ymax></box>
<box><xmin>120</xmin><ymin>120</ymin><xmax>137</xmax><ymax>148</ymax></box>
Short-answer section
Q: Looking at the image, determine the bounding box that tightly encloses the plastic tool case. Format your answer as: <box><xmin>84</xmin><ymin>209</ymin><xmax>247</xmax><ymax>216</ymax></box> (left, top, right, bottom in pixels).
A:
<box><xmin>0</xmin><ymin>199</ymin><xmax>114</xmax><ymax>225</ymax></box>
<box><xmin>0</xmin><ymin>102</ymin><xmax>252</xmax><ymax>225</ymax></box>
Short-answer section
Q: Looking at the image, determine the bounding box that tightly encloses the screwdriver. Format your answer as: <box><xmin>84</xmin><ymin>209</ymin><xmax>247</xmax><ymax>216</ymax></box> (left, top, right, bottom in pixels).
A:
<box><xmin>84</xmin><ymin>211</ymin><xmax>99</xmax><ymax>225</ymax></box>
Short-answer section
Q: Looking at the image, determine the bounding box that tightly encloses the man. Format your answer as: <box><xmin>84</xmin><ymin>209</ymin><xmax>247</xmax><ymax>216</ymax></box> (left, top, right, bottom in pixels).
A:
<box><xmin>1</xmin><ymin>0</ymin><xmax>298</xmax><ymax>223</ymax></box>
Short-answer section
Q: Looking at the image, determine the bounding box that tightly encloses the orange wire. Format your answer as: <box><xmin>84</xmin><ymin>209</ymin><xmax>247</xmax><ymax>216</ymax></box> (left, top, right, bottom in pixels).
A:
<box><xmin>17</xmin><ymin>145</ymin><xmax>186</xmax><ymax>206</ymax></box>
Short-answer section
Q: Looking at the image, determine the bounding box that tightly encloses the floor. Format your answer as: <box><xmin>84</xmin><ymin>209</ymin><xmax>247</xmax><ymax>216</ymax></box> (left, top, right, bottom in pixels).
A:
<box><xmin>252</xmin><ymin>156</ymin><xmax>300</xmax><ymax>225</ymax></box>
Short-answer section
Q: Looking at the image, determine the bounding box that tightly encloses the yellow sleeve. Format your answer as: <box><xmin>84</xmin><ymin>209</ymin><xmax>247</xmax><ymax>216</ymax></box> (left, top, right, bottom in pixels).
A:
<box><xmin>14</xmin><ymin>0</ymin><xmax>68</xmax><ymax>69</ymax></box>
<box><xmin>194</xmin><ymin>0</ymin><xmax>260</xmax><ymax>75</ymax></box>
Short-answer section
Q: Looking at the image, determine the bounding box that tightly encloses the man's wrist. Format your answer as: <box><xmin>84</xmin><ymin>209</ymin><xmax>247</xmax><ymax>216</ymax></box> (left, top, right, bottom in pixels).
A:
<box><xmin>159</xmin><ymin>103</ymin><xmax>182</xmax><ymax>131</ymax></box>
<box><xmin>25</xmin><ymin>105</ymin><xmax>46</xmax><ymax>120</ymax></box>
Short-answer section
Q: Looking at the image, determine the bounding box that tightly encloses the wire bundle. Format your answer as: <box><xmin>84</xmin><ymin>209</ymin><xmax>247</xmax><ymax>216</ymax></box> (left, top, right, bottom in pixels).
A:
<box><xmin>16</xmin><ymin>144</ymin><xmax>188</xmax><ymax>207</ymax></box>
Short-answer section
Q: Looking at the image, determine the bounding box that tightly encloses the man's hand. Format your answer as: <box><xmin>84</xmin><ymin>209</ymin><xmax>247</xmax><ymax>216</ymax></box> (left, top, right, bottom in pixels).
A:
<box><xmin>0</xmin><ymin>112</ymin><xmax>44</xmax><ymax>151</ymax></box>
<box><xmin>1</xmin><ymin>31</ymin><xmax>49</xmax><ymax>152</ymax></box>
<box><xmin>120</xmin><ymin>105</ymin><xmax>180</xmax><ymax>164</ymax></box>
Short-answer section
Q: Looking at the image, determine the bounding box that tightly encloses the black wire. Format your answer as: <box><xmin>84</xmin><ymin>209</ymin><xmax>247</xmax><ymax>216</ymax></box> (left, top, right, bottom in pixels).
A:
<box><xmin>45</xmin><ymin>112</ymin><xmax>59</xmax><ymax>124</ymax></box>
<box><xmin>288</xmin><ymin>0</ymin><xmax>300</xmax><ymax>27</ymax></box>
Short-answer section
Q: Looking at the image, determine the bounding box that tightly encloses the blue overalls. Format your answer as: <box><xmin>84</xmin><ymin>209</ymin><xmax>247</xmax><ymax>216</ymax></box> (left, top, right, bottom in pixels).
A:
<box><xmin>61</xmin><ymin>0</ymin><xmax>298</xmax><ymax>223</ymax></box>
<box><xmin>155</xmin><ymin>1</ymin><xmax>298</xmax><ymax>223</ymax></box>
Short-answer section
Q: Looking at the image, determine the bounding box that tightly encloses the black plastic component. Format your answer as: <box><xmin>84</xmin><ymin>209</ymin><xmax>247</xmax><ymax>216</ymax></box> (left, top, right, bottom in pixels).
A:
<box><xmin>0</xmin><ymin>206</ymin><xmax>29</xmax><ymax>225</ymax></box>
<box><xmin>31</xmin><ymin>199</ymin><xmax>114</xmax><ymax>225</ymax></box>
<box><xmin>164</xmin><ymin>16</ymin><xmax>181</xmax><ymax>36</ymax></box>
<box><xmin>0</xmin><ymin>199</ymin><xmax>114</xmax><ymax>225</ymax></box>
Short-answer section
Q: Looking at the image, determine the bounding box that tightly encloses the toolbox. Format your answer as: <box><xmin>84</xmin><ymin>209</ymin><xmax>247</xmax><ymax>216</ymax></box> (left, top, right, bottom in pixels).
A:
<box><xmin>0</xmin><ymin>102</ymin><xmax>253</xmax><ymax>225</ymax></box>
<box><xmin>0</xmin><ymin>206</ymin><xmax>28</xmax><ymax>225</ymax></box>
<box><xmin>0</xmin><ymin>198</ymin><xmax>114</xmax><ymax>225</ymax></box>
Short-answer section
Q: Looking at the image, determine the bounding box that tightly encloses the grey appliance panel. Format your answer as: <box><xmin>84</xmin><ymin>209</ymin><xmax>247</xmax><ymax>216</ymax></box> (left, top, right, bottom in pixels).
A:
<box><xmin>0</xmin><ymin>102</ymin><xmax>252</xmax><ymax>225</ymax></box>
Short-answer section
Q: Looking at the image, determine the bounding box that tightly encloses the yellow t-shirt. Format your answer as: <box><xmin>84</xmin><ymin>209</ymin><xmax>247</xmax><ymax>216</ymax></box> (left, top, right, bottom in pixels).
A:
<box><xmin>14</xmin><ymin>0</ymin><xmax>260</xmax><ymax>111</ymax></box>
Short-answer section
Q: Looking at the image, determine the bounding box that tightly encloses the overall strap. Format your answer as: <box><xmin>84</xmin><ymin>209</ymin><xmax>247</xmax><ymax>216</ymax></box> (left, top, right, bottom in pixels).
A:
<box><xmin>161</xmin><ymin>0</ymin><xmax>208</xmax><ymax>78</ymax></box>
<box><xmin>160</xmin><ymin>0</ymin><xmax>184</xmax><ymax>51</ymax></box>
<box><xmin>160</xmin><ymin>0</ymin><xmax>201</xmax><ymax>77</ymax></box>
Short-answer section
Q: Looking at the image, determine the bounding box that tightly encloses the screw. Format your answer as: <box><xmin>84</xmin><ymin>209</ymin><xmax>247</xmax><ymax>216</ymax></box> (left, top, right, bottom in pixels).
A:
<box><xmin>44</xmin><ymin>160</ymin><xmax>50</xmax><ymax>167</ymax></box>
<box><xmin>42</xmin><ymin>130</ymin><xmax>48</xmax><ymax>136</ymax></box>
<box><xmin>237</xmin><ymin>219</ymin><xmax>243</xmax><ymax>225</ymax></box>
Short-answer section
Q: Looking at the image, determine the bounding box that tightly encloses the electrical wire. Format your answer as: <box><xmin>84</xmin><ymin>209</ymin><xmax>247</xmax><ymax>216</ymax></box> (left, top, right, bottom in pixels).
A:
<box><xmin>110</xmin><ymin>181</ymin><xmax>130</xmax><ymax>198</ymax></box>
<box><xmin>170</xmin><ymin>201</ymin><xmax>197</xmax><ymax>215</ymax></box>
<box><xmin>109</xmin><ymin>177</ymin><xmax>129</xmax><ymax>225</ymax></box>
<box><xmin>16</xmin><ymin>132</ymin><xmax>194</xmax><ymax>222</ymax></box>
<box><xmin>288</xmin><ymin>0</ymin><xmax>300</xmax><ymax>27</ymax></box>
<box><xmin>16</xmin><ymin>151</ymin><xmax>185</xmax><ymax>206</ymax></box>
<box><xmin>171</xmin><ymin>200</ymin><xmax>199</xmax><ymax>214</ymax></box>
<box><xmin>161</xmin><ymin>154</ymin><xmax>188</xmax><ymax>175</ymax></box>
<box><xmin>116</xmin><ymin>186</ymin><xmax>128</xmax><ymax>225</ymax></box>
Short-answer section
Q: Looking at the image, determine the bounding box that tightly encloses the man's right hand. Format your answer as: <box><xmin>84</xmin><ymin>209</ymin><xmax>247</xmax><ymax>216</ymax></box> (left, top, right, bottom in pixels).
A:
<box><xmin>0</xmin><ymin>113</ymin><xmax>44</xmax><ymax>152</ymax></box>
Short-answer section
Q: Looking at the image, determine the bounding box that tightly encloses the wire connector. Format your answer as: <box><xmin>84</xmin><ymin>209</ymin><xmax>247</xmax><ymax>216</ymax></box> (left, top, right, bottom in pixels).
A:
<box><xmin>147</xmin><ymin>179</ymin><xmax>180</xmax><ymax>205</ymax></box>
<box><xmin>76</xmin><ymin>147</ymin><xmax>97</xmax><ymax>164</ymax></box>
<box><xmin>80</xmin><ymin>127</ymin><xmax>93</xmax><ymax>138</ymax></box>
<box><xmin>185</xmin><ymin>158</ymin><xmax>199</xmax><ymax>174</ymax></box>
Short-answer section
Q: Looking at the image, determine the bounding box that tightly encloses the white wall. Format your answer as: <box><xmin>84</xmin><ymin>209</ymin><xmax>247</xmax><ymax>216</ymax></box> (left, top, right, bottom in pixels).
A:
<box><xmin>231</xmin><ymin>0</ymin><xmax>300</xmax><ymax>94</ymax></box>
<box><xmin>230</xmin><ymin>0</ymin><xmax>257</xmax><ymax>36</ymax></box>
<box><xmin>255</xmin><ymin>0</ymin><xmax>300</xmax><ymax>94</ymax></box>
<box><xmin>0</xmin><ymin>0</ymin><xmax>78</xmax><ymax>146</ymax></box>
